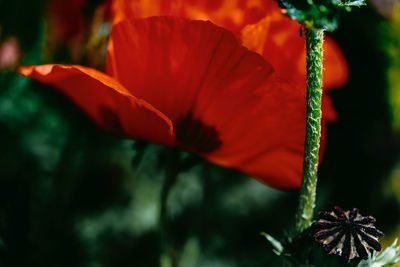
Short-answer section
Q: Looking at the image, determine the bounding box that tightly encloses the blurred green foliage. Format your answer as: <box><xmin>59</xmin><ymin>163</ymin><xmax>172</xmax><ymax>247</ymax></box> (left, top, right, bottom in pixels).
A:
<box><xmin>0</xmin><ymin>1</ymin><xmax>399</xmax><ymax>266</ymax></box>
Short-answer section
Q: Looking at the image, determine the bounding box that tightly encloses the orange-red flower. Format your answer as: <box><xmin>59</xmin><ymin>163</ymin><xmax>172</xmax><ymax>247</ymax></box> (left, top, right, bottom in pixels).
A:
<box><xmin>111</xmin><ymin>0</ymin><xmax>348</xmax><ymax>91</ymax></box>
<box><xmin>17</xmin><ymin>1</ymin><xmax>349</xmax><ymax>189</ymax></box>
<box><xmin>109</xmin><ymin>0</ymin><xmax>349</xmax><ymax>162</ymax></box>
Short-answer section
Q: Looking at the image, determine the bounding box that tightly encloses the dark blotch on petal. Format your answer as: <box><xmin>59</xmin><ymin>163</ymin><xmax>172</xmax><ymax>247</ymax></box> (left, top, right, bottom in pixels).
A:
<box><xmin>99</xmin><ymin>105</ymin><xmax>123</xmax><ymax>134</ymax></box>
<box><xmin>174</xmin><ymin>113</ymin><xmax>222</xmax><ymax>154</ymax></box>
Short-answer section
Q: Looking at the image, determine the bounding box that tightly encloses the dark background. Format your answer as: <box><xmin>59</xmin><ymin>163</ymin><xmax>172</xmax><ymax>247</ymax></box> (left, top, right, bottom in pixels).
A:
<box><xmin>0</xmin><ymin>0</ymin><xmax>399</xmax><ymax>266</ymax></box>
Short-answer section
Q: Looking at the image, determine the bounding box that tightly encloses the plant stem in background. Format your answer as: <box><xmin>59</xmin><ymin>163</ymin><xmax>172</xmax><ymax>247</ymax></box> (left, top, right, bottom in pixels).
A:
<box><xmin>159</xmin><ymin>149</ymin><xmax>180</xmax><ymax>267</ymax></box>
<box><xmin>294</xmin><ymin>28</ymin><xmax>324</xmax><ymax>236</ymax></box>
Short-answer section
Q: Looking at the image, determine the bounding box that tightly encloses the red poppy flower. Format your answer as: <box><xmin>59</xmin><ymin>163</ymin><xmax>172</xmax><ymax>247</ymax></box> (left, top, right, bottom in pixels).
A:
<box><xmin>18</xmin><ymin>15</ymin><xmax>310</xmax><ymax>189</ymax></box>
<box><xmin>109</xmin><ymin>1</ymin><xmax>349</xmax><ymax>167</ymax></box>
<box><xmin>113</xmin><ymin>0</ymin><xmax>349</xmax><ymax>162</ymax></box>
<box><xmin>111</xmin><ymin>0</ymin><xmax>349</xmax><ymax>91</ymax></box>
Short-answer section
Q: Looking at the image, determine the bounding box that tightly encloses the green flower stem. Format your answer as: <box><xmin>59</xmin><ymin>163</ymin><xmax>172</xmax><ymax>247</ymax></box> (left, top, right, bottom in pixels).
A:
<box><xmin>159</xmin><ymin>149</ymin><xmax>180</xmax><ymax>267</ymax></box>
<box><xmin>294</xmin><ymin>28</ymin><xmax>324</xmax><ymax>236</ymax></box>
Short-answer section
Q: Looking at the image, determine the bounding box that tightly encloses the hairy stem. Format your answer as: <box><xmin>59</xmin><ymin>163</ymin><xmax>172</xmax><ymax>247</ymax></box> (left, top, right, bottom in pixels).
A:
<box><xmin>294</xmin><ymin>28</ymin><xmax>324</xmax><ymax>236</ymax></box>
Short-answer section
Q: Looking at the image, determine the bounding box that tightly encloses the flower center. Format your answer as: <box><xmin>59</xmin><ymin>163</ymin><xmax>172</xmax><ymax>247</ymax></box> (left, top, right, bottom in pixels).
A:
<box><xmin>174</xmin><ymin>113</ymin><xmax>222</xmax><ymax>154</ymax></box>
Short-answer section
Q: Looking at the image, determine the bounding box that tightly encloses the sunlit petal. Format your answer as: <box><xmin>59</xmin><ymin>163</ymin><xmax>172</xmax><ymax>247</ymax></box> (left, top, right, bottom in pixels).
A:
<box><xmin>18</xmin><ymin>64</ymin><xmax>174</xmax><ymax>145</ymax></box>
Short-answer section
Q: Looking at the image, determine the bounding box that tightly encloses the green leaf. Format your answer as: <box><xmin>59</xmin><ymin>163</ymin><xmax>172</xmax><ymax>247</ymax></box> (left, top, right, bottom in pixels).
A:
<box><xmin>358</xmin><ymin>239</ymin><xmax>400</xmax><ymax>267</ymax></box>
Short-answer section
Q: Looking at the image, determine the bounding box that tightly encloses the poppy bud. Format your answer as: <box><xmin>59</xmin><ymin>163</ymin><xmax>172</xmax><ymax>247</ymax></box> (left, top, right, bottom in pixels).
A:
<box><xmin>313</xmin><ymin>206</ymin><xmax>384</xmax><ymax>263</ymax></box>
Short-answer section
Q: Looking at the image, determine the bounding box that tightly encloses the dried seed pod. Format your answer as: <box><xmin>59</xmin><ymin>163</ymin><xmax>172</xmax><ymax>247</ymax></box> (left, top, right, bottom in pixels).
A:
<box><xmin>313</xmin><ymin>206</ymin><xmax>384</xmax><ymax>263</ymax></box>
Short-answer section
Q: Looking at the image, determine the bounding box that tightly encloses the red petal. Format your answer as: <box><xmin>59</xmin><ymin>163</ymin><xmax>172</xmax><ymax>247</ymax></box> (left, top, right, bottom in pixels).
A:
<box><xmin>241</xmin><ymin>3</ymin><xmax>349</xmax><ymax>90</ymax></box>
<box><xmin>107</xmin><ymin>16</ymin><xmax>274</xmax><ymax>122</ymax></box>
<box><xmin>111</xmin><ymin>1</ymin><xmax>347</xmax><ymax>131</ymax></box>
<box><xmin>111</xmin><ymin>0</ymin><xmax>270</xmax><ymax>32</ymax></box>
<box><xmin>322</xmin><ymin>93</ymin><xmax>338</xmax><ymax>123</ymax></box>
<box><xmin>108</xmin><ymin>16</ymin><xmax>306</xmax><ymax>188</ymax></box>
<box><xmin>17</xmin><ymin>64</ymin><xmax>174</xmax><ymax>145</ymax></box>
<box><xmin>201</xmin><ymin>74</ymin><xmax>306</xmax><ymax>189</ymax></box>
<box><xmin>111</xmin><ymin>0</ymin><xmax>348</xmax><ymax>91</ymax></box>
<box><xmin>323</xmin><ymin>38</ymin><xmax>349</xmax><ymax>89</ymax></box>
